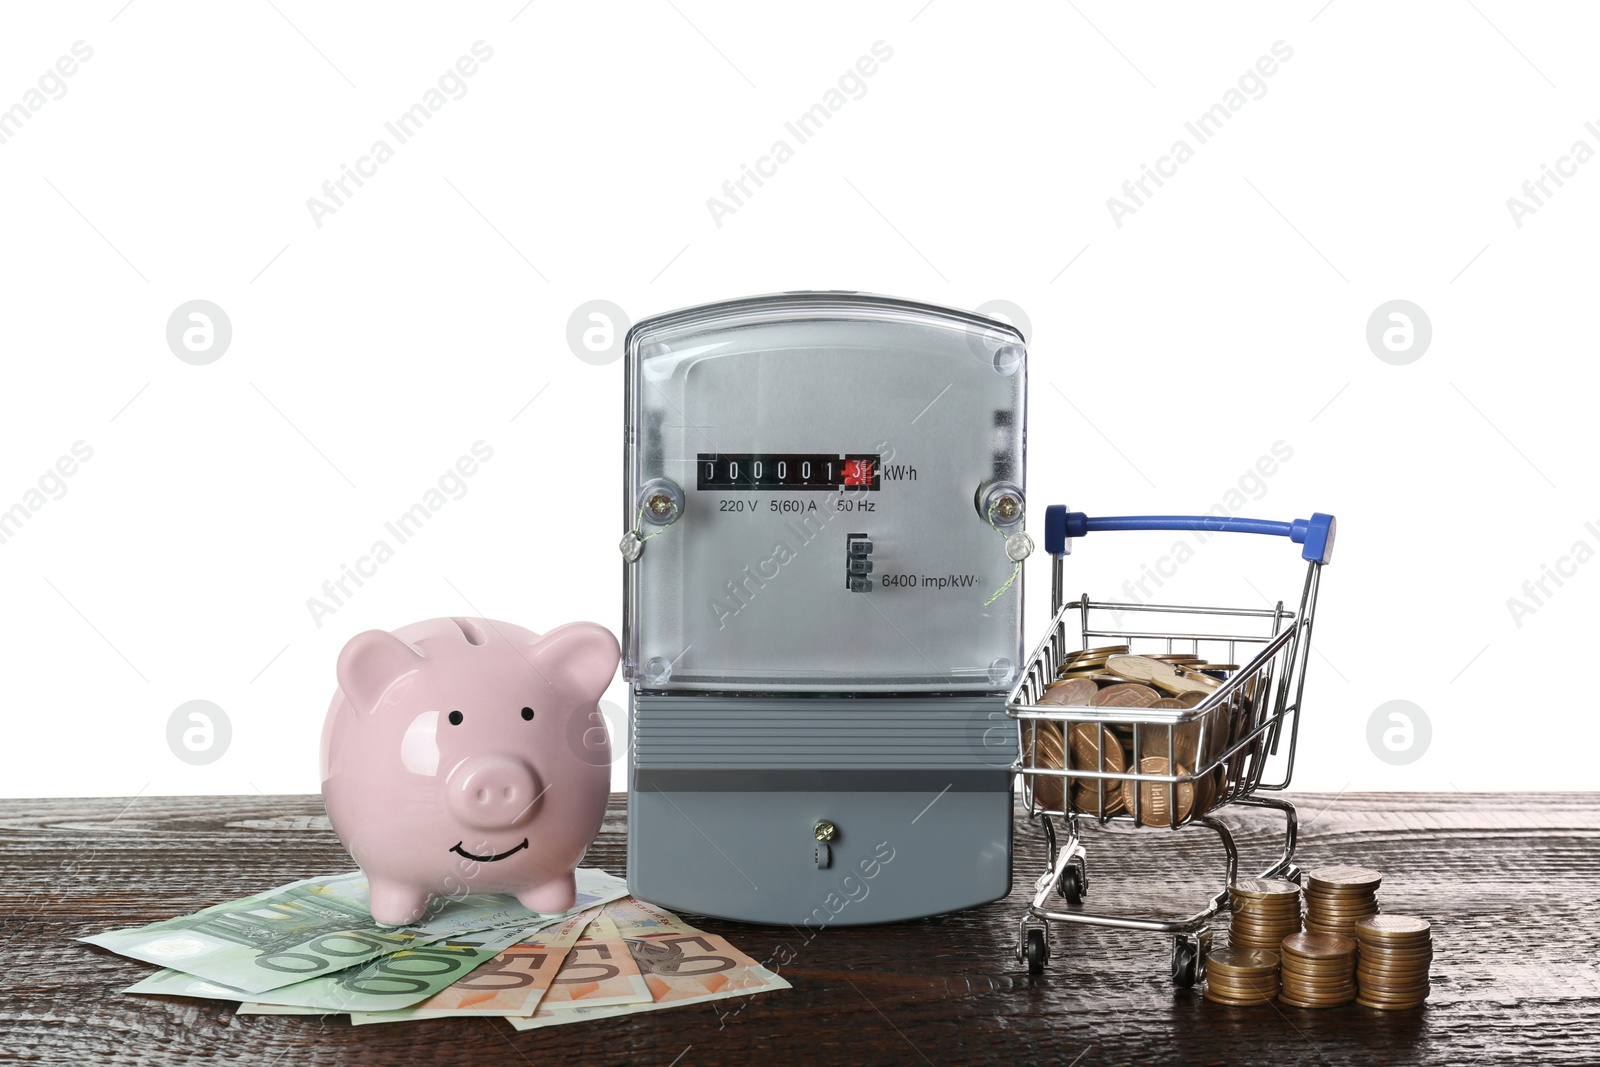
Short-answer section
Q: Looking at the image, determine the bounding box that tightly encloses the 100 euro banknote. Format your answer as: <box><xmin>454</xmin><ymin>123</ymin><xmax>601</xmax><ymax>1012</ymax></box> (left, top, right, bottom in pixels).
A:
<box><xmin>131</xmin><ymin>924</ymin><xmax>538</xmax><ymax>1013</ymax></box>
<box><xmin>86</xmin><ymin>868</ymin><xmax>627</xmax><ymax>994</ymax></box>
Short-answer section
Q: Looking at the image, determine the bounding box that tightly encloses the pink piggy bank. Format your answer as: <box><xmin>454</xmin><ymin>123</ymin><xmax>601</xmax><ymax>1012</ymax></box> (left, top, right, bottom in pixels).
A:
<box><xmin>321</xmin><ymin>617</ymin><xmax>619</xmax><ymax>925</ymax></box>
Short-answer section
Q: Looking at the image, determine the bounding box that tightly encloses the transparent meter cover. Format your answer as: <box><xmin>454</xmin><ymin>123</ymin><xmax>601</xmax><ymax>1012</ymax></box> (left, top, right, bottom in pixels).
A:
<box><xmin>623</xmin><ymin>294</ymin><xmax>1026</xmax><ymax>694</ymax></box>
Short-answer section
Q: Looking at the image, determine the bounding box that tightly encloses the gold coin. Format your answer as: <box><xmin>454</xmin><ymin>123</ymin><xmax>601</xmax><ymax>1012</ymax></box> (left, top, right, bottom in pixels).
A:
<box><xmin>1280</xmin><ymin>932</ymin><xmax>1355</xmax><ymax>958</ymax></box>
<box><xmin>1280</xmin><ymin>996</ymin><xmax>1355</xmax><ymax>1010</ymax></box>
<box><xmin>1357</xmin><ymin>949</ymin><xmax>1433</xmax><ymax>964</ymax></box>
<box><xmin>1355</xmin><ymin>985</ymin><xmax>1430</xmax><ymax>1000</ymax></box>
<box><xmin>1355</xmin><ymin>931</ymin><xmax>1431</xmax><ymax>948</ymax></box>
<box><xmin>1121</xmin><ymin>756</ymin><xmax>1197</xmax><ymax>826</ymax></box>
<box><xmin>1207</xmin><ymin>985</ymin><xmax>1280</xmax><ymax>1000</ymax></box>
<box><xmin>1356</xmin><ymin>977</ymin><xmax>1431</xmax><ymax>995</ymax></box>
<box><xmin>1357</xmin><ymin>939</ymin><xmax>1434</xmax><ymax>955</ymax></box>
<box><xmin>1234</xmin><ymin>906</ymin><xmax>1303</xmax><ymax>921</ymax></box>
<box><xmin>1304</xmin><ymin>898</ymin><xmax>1379</xmax><ymax>912</ymax></box>
<box><xmin>1039</xmin><ymin>677</ymin><xmax>1100</xmax><ymax>706</ymax></box>
<box><xmin>1091</xmin><ymin>682</ymin><xmax>1162</xmax><ymax>708</ymax></box>
<box><xmin>1233</xmin><ymin>901</ymin><xmax>1303</xmax><ymax>917</ymax></box>
<box><xmin>1131</xmin><ymin>715</ymin><xmax>1202</xmax><ymax>767</ymax></box>
<box><xmin>1205</xmin><ymin>990</ymin><xmax>1276</xmax><ymax>1006</ymax></box>
<box><xmin>1066</xmin><ymin>722</ymin><xmax>1127</xmax><ymax>772</ymax></box>
<box><xmin>1303</xmin><ymin>888</ymin><xmax>1379</xmax><ymax>902</ymax></box>
<box><xmin>1353</xmin><ymin>914</ymin><xmax>1430</xmax><ymax>937</ymax></box>
<box><xmin>1207</xmin><ymin>947</ymin><xmax>1280</xmax><ymax>972</ymax></box>
<box><xmin>1358</xmin><ymin>965</ymin><xmax>1432</xmax><ymax>983</ymax></box>
<box><xmin>1030</xmin><ymin>725</ymin><xmax>1067</xmax><ymax>810</ymax></box>
<box><xmin>1281</xmin><ymin>970</ymin><xmax>1356</xmax><ymax>986</ymax></box>
<box><xmin>1106</xmin><ymin>655</ymin><xmax>1220</xmax><ymax>696</ymax></box>
<box><xmin>1306</xmin><ymin>866</ymin><xmax>1383</xmax><ymax>891</ymax></box>
<box><xmin>1208</xmin><ymin>988</ymin><xmax>1281</xmax><ymax>1004</ymax></box>
<box><xmin>1355</xmin><ymin>986</ymin><xmax>1430</xmax><ymax>1003</ymax></box>
<box><xmin>1355</xmin><ymin>991</ymin><xmax>1430</xmax><ymax>1006</ymax></box>
<box><xmin>1355</xmin><ymin>996</ymin><xmax>1427</xmax><ymax>1011</ymax></box>
<box><xmin>1281</xmin><ymin>976</ymin><xmax>1356</xmax><ymax>990</ymax></box>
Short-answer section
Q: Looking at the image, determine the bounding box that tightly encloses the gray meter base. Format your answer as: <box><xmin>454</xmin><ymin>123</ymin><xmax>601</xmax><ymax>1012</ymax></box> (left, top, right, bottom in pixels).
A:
<box><xmin>627</xmin><ymin>696</ymin><xmax>1016</xmax><ymax>926</ymax></box>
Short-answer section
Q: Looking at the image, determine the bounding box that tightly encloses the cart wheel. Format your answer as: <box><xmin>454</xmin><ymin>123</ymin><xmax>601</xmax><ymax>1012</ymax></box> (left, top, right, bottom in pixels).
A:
<box><xmin>1025</xmin><ymin>928</ymin><xmax>1049</xmax><ymax>975</ymax></box>
<box><xmin>1057</xmin><ymin>860</ymin><xmax>1087</xmax><ymax>905</ymax></box>
<box><xmin>1283</xmin><ymin>865</ymin><xmax>1303</xmax><ymax>885</ymax></box>
<box><xmin>1171</xmin><ymin>937</ymin><xmax>1201</xmax><ymax>988</ymax></box>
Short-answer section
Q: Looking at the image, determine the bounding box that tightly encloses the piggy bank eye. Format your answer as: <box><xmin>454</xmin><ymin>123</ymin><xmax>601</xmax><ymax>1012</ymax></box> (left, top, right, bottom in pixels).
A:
<box><xmin>448</xmin><ymin>710</ymin><xmax>464</xmax><ymax>726</ymax></box>
<box><xmin>521</xmin><ymin>707</ymin><xmax>535</xmax><ymax>721</ymax></box>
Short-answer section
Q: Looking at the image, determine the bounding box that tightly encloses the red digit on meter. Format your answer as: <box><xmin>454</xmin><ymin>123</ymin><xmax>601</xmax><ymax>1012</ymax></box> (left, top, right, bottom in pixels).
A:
<box><xmin>842</xmin><ymin>458</ymin><xmax>874</xmax><ymax>486</ymax></box>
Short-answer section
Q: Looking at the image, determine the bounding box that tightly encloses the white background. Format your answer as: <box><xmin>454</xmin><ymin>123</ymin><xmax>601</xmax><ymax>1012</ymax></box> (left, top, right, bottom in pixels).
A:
<box><xmin>1</xmin><ymin>1</ymin><xmax>1594</xmax><ymax>799</ymax></box>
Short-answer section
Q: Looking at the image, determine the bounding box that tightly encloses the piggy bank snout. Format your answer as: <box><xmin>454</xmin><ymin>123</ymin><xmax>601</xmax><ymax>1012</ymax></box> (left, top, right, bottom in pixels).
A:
<box><xmin>445</xmin><ymin>756</ymin><xmax>542</xmax><ymax>831</ymax></box>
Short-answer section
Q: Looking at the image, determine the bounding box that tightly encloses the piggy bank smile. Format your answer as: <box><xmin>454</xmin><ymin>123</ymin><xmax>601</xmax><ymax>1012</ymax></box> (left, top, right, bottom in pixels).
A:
<box><xmin>449</xmin><ymin>838</ymin><xmax>530</xmax><ymax>863</ymax></box>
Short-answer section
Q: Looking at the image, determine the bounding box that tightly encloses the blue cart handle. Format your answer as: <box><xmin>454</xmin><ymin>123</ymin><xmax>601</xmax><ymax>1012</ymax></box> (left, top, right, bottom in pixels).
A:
<box><xmin>1043</xmin><ymin>507</ymin><xmax>1337</xmax><ymax>564</ymax></box>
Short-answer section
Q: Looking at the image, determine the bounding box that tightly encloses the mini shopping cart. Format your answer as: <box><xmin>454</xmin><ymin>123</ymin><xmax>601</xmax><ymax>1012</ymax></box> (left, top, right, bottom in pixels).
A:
<box><xmin>1006</xmin><ymin>506</ymin><xmax>1336</xmax><ymax>984</ymax></box>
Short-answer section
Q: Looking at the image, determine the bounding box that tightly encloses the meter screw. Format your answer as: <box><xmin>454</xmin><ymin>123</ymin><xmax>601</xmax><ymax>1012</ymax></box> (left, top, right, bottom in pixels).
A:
<box><xmin>646</xmin><ymin>492</ymin><xmax>675</xmax><ymax>521</ymax></box>
<box><xmin>994</xmin><ymin>494</ymin><xmax>1021</xmax><ymax>523</ymax></box>
<box><xmin>813</xmin><ymin>820</ymin><xmax>836</xmax><ymax>869</ymax></box>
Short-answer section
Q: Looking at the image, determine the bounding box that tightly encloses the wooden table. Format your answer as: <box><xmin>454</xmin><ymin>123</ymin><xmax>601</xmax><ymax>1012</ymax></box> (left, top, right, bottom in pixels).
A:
<box><xmin>3</xmin><ymin>792</ymin><xmax>1595</xmax><ymax>1065</ymax></box>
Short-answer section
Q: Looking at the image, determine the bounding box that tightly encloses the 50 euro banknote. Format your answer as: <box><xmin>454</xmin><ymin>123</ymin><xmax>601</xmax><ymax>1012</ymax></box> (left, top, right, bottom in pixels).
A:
<box><xmin>506</xmin><ymin>910</ymin><xmax>789</xmax><ymax>1031</ymax></box>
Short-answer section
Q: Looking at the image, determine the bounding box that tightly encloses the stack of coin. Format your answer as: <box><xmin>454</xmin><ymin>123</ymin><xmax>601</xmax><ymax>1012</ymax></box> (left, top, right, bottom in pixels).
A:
<box><xmin>1277</xmin><ymin>931</ymin><xmax>1357</xmax><ymax>1008</ymax></box>
<box><xmin>1304</xmin><ymin>866</ymin><xmax>1381</xmax><ymax>936</ymax></box>
<box><xmin>1353</xmin><ymin>915</ymin><xmax>1432</xmax><ymax>1010</ymax></box>
<box><xmin>1203</xmin><ymin>947</ymin><xmax>1281</xmax><ymax>1006</ymax></box>
<box><xmin>1229</xmin><ymin>878</ymin><xmax>1302</xmax><ymax>951</ymax></box>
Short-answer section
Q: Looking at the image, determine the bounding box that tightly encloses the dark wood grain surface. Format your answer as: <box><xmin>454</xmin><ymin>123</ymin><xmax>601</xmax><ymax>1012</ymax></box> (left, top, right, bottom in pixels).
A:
<box><xmin>2</xmin><ymin>792</ymin><xmax>1596</xmax><ymax>1066</ymax></box>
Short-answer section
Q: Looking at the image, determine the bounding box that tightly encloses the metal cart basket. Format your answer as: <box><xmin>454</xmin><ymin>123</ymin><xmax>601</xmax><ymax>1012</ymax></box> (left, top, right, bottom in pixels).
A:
<box><xmin>1006</xmin><ymin>507</ymin><xmax>1336</xmax><ymax>984</ymax></box>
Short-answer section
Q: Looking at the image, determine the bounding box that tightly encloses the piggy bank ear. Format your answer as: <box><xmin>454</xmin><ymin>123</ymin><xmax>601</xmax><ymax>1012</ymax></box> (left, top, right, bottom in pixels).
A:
<box><xmin>337</xmin><ymin>630</ymin><xmax>424</xmax><ymax>713</ymax></box>
<box><xmin>530</xmin><ymin>622</ymin><xmax>621</xmax><ymax>705</ymax></box>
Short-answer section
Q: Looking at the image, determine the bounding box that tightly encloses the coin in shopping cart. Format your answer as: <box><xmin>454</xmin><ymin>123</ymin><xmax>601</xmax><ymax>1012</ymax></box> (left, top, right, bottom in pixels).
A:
<box><xmin>1127</xmin><ymin>713</ymin><xmax>1201</xmax><ymax>767</ymax></box>
<box><xmin>1040</xmin><ymin>677</ymin><xmax>1099</xmax><ymax>706</ymax></box>
<box><xmin>1071</xmin><ymin>783</ymin><xmax>1127</xmax><ymax>817</ymax></box>
<box><xmin>1306</xmin><ymin>866</ymin><xmax>1383</xmax><ymax>892</ymax></box>
<box><xmin>1152</xmin><ymin>653</ymin><xmax>1207</xmax><ymax>663</ymax></box>
<box><xmin>1121</xmin><ymin>756</ymin><xmax>1198</xmax><ymax>826</ymax></box>
<box><xmin>1066</xmin><ymin>722</ymin><xmax>1127</xmax><ymax>772</ymax></box>
<box><xmin>1030</xmin><ymin>725</ymin><xmax>1068</xmax><ymax>810</ymax></box>
<box><xmin>1090</xmin><ymin>683</ymin><xmax>1162</xmax><ymax>708</ymax></box>
<box><xmin>1106</xmin><ymin>656</ymin><xmax>1220</xmax><ymax>696</ymax></box>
